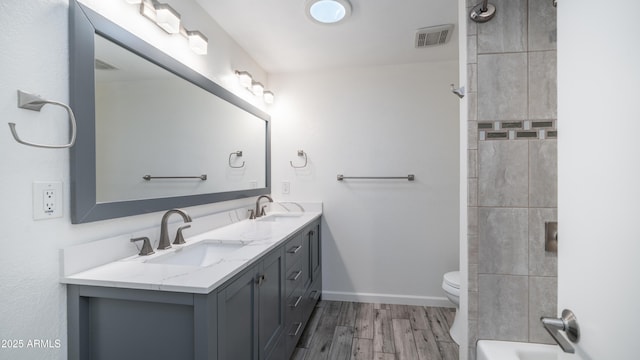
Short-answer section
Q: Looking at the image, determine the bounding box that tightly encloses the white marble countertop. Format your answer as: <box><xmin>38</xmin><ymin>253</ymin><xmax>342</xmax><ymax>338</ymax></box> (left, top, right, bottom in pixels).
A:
<box><xmin>61</xmin><ymin>210</ymin><xmax>321</xmax><ymax>294</ymax></box>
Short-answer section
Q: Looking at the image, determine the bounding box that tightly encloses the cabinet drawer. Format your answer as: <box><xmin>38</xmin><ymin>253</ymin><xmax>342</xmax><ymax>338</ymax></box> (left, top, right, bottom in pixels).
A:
<box><xmin>284</xmin><ymin>233</ymin><xmax>304</xmax><ymax>270</ymax></box>
<box><xmin>285</xmin><ymin>261</ymin><xmax>305</xmax><ymax>297</ymax></box>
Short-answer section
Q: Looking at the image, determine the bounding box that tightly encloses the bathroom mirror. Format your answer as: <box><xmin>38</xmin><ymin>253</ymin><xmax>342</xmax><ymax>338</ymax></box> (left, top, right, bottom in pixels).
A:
<box><xmin>69</xmin><ymin>1</ymin><xmax>270</xmax><ymax>224</ymax></box>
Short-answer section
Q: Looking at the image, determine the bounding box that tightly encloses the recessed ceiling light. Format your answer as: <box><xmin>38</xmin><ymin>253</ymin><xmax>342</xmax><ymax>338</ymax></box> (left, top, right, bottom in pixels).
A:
<box><xmin>306</xmin><ymin>0</ymin><xmax>352</xmax><ymax>25</ymax></box>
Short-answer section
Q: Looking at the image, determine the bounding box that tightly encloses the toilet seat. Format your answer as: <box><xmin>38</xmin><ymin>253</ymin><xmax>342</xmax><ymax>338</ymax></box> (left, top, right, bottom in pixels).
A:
<box><xmin>443</xmin><ymin>271</ymin><xmax>460</xmax><ymax>289</ymax></box>
<box><xmin>442</xmin><ymin>271</ymin><xmax>460</xmax><ymax>297</ymax></box>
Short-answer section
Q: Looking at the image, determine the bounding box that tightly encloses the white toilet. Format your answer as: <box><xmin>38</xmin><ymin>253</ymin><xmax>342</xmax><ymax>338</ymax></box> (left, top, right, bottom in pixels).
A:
<box><xmin>442</xmin><ymin>270</ymin><xmax>462</xmax><ymax>345</ymax></box>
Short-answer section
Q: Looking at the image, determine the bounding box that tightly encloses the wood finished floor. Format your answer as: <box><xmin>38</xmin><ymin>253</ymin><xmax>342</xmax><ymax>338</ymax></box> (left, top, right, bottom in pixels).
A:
<box><xmin>289</xmin><ymin>301</ymin><xmax>458</xmax><ymax>360</ymax></box>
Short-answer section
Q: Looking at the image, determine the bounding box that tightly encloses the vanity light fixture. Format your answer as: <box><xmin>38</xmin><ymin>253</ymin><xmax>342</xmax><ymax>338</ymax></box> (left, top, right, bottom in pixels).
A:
<box><xmin>132</xmin><ymin>0</ymin><xmax>208</xmax><ymax>55</ymax></box>
<box><xmin>306</xmin><ymin>0</ymin><xmax>352</xmax><ymax>25</ymax></box>
<box><xmin>152</xmin><ymin>3</ymin><xmax>181</xmax><ymax>34</ymax></box>
<box><xmin>186</xmin><ymin>30</ymin><xmax>208</xmax><ymax>55</ymax></box>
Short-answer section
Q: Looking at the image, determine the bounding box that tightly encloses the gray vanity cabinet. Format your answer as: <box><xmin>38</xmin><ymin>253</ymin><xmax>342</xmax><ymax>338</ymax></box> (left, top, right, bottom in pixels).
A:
<box><xmin>217</xmin><ymin>246</ymin><xmax>285</xmax><ymax>360</ymax></box>
<box><xmin>66</xmin><ymin>217</ymin><xmax>321</xmax><ymax>360</ymax></box>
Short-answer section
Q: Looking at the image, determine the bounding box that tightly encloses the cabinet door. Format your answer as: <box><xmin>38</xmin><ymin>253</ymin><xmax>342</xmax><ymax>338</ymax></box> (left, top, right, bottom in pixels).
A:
<box><xmin>258</xmin><ymin>247</ymin><xmax>285</xmax><ymax>360</ymax></box>
<box><xmin>217</xmin><ymin>266</ymin><xmax>259</xmax><ymax>360</ymax></box>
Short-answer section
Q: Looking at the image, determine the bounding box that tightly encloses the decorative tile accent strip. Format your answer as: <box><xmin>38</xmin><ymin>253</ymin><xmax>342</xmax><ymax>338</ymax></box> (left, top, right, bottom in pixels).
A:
<box><xmin>478</xmin><ymin>120</ymin><xmax>556</xmax><ymax>141</ymax></box>
<box><xmin>487</xmin><ymin>132</ymin><xmax>508</xmax><ymax>139</ymax></box>
<box><xmin>532</xmin><ymin>121</ymin><xmax>553</xmax><ymax>128</ymax></box>
<box><xmin>516</xmin><ymin>131</ymin><xmax>538</xmax><ymax>139</ymax></box>
<box><xmin>501</xmin><ymin>121</ymin><xmax>523</xmax><ymax>129</ymax></box>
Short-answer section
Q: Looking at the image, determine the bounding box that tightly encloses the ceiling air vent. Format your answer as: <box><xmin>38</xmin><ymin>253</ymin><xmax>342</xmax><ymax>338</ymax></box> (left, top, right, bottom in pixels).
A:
<box><xmin>415</xmin><ymin>24</ymin><xmax>454</xmax><ymax>48</ymax></box>
<box><xmin>94</xmin><ymin>58</ymin><xmax>119</xmax><ymax>71</ymax></box>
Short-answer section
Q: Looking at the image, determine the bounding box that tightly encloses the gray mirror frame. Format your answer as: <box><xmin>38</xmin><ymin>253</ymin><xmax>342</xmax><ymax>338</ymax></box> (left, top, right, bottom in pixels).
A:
<box><xmin>69</xmin><ymin>1</ymin><xmax>271</xmax><ymax>224</ymax></box>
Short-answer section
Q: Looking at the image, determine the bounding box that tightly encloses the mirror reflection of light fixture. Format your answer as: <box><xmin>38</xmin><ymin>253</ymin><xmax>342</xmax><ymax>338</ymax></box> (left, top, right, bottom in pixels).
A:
<box><xmin>263</xmin><ymin>91</ymin><xmax>274</xmax><ymax>104</ymax></box>
<box><xmin>252</xmin><ymin>81</ymin><xmax>264</xmax><ymax>97</ymax></box>
<box><xmin>235</xmin><ymin>70</ymin><xmax>275</xmax><ymax>104</ymax></box>
<box><xmin>235</xmin><ymin>71</ymin><xmax>253</xmax><ymax>88</ymax></box>
<box><xmin>306</xmin><ymin>0</ymin><xmax>352</xmax><ymax>24</ymax></box>
<box><xmin>131</xmin><ymin>0</ymin><xmax>208</xmax><ymax>55</ymax></box>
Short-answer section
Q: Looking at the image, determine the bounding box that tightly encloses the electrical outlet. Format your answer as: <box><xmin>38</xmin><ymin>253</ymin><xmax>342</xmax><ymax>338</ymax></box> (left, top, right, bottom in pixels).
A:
<box><xmin>33</xmin><ymin>181</ymin><xmax>63</xmax><ymax>220</ymax></box>
<box><xmin>282</xmin><ymin>181</ymin><xmax>290</xmax><ymax>194</ymax></box>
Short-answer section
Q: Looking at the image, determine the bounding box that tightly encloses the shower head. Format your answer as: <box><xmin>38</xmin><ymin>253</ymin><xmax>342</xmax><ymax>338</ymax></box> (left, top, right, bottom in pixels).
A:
<box><xmin>470</xmin><ymin>0</ymin><xmax>496</xmax><ymax>23</ymax></box>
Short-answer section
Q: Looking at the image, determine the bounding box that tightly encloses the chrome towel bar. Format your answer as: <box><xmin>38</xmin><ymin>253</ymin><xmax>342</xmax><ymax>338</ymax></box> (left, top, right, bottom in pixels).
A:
<box><xmin>143</xmin><ymin>175</ymin><xmax>207</xmax><ymax>181</ymax></box>
<box><xmin>337</xmin><ymin>174</ymin><xmax>415</xmax><ymax>181</ymax></box>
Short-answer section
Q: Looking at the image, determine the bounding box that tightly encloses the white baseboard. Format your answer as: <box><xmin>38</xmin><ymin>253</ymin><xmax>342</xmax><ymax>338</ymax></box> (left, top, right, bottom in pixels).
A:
<box><xmin>321</xmin><ymin>290</ymin><xmax>454</xmax><ymax>308</ymax></box>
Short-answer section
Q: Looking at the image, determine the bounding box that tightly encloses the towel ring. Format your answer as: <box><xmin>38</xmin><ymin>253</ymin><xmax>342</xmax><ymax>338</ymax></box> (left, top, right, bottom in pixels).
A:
<box><xmin>290</xmin><ymin>150</ymin><xmax>308</xmax><ymax>168</ymax></box>
<box><xmin>229</xmin><ymin>150</ymin><xmax>245</xmax><ymax>168</ymax></box>
<box><xmin>9</xmin><ymin>90</ymin><xmax>77</xmax><ymax>149</ymax></box>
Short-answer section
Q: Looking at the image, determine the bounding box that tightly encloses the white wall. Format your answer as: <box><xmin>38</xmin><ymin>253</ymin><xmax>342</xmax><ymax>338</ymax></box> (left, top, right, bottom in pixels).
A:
<box><xmin>0</xmin><ymin>1</ymin><xmax>265</xmax><ymax>359</ymax></box>
<box><xmin>269</xmin><ymin>61</ymin><xmax>460</xmax><ymax>305</ymax></box>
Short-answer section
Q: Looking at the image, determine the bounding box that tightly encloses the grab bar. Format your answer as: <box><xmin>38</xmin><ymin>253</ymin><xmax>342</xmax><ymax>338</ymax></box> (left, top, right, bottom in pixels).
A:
<box><xmin>540</xmin><ymin>309</ymin><xmax>580</xmax><ymax>354</ymax></box>
<box><xmin>9</xmin><ymin>90</ymin><xmax>77</xmax><ymax>149</ymax></box>
<box><xmin>337</xmin><ymin>174</ymin><xmax>415</xmax><ymax>181</ymax></box>
<box><xmin>143</xmin><ymin>175</ymin><xmax>207</xmax><ymax>181</ymax></box>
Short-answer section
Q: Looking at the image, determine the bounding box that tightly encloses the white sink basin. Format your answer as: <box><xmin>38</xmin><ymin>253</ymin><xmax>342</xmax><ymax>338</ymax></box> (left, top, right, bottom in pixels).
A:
<box><xmin>257</xmin><ymin>213</ymin><xmax>304</xmax><ymax>223</ymax></box>
<box><xmin>145</xmin><ymin>241</ymin><xmax>244</xmax><ymax>267</ymax></box>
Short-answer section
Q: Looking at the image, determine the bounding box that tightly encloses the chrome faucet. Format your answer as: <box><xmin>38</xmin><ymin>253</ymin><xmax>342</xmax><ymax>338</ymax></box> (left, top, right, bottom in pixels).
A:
<box><xmin>158</xmin><ymin>209</ymin><xmax>192</xmax><ymax>250</ymax></box>
<box><xmin>540</xmin><ymin>309</ymin><xmax>580</xmax><ymax>353</ymax></box>
<box><xmin>250</xmin><ymin>195</ymin><xmax>273</xmax><ymax>219</ymax></box>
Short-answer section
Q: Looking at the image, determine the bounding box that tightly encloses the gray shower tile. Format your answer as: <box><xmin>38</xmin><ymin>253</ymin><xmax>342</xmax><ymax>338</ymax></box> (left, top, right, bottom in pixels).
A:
<box><xmin>478</xmin><ymin>53</ymin><xmax>528</xmax><ymax>121</ymax></box>
<box><xmin>529</xmin><ymin>140</ymin><xmax>557</xmax><ymax>207</ymax></box>
<box><xmin>469</xmin><ymin>346</ymin><xmax>477</xmax><ymax>360</ymax></box>
<box><xmin>529</xmin><ymin>51</ymin><xmax>557</xmax><ymax>119</ymax></box>
<box><xmin>529</xmin><ymin>276</ymin><xmax>557</xmax><ymax>344</ymax></box>
<box><xmin>469</xmin><ymin>120</ymin><xmax>478</xmax><ymax>150</ymax></box>
<box><xmin>478</xmin><ymin>140</ymin><xmax>528</xmax><ymax>207</ymax></box>
<box><xmin>468</xmin><ymin>63</ymin><xmax>478</xmax><ymax>93</ymax></box>
<box><xmin>529</xmin><ymin>208</ymin><xmax>557</xmax><ymax>277</ymax></box>
<box><xmin>466</xmin><ymin>3</ymin><xmax>478</xmax><ymax>35</ymax></box>
<box><xmin>478</xmin><ymin>208</ymin><xmax>529</xmax><ymax>275</ymax></box>
<box><xmin>478</xmin><ymin>0</ymin><xmax>527</xmax><ymax>53</ymax></box>
<box><xmin>469</xmin><ymin>264</ymin><xmax>478</xmax><ymax>292</ymax></box>
<box><xmin>468</xmin><ymin>206</ymin><xmax>478</xmax><ymax>237</ymax></box>
<box><xmin>468</xmin><ymin>150</ymin><xmax>478</xmax><ymax>178</ymax></box>
<box><xmin>469</xmin><ymin>233</ymin><xmax>479</xmax><ymax>265</ymax></box>
<box><xmin>468</xmin><ymin>178</ymin><xmax>478</xmax><ymax>208</ymax></box>
<box><xmin>478</xmin><ymin>274</ymin><xmax>529</xmax><ymax>341</ymax></box>
<box><xmin>468</xmin><ymin>92</ymin><xmax>478</xmax><ymax>122</ymax></box>
<box><xmin>468</xmin><ymin>35</ymin><xmax>477</xmax><ymax>64</ymax></box>
<box><xmin>529</xmin><ymin>0</ymin><xmax>557</xmax><ymax>51</ymax></box>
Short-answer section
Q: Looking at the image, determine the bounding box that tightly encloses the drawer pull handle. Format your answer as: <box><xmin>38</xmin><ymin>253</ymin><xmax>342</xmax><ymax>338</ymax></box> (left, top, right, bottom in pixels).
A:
<box><xmin>255</xmin><ymin>274</ymin><xmax>266</xmax><ymax>286</ymax></box>
<box><xmin>287</xmin><ymin>245</ymin><xmax>302</xmax><ymax>254</ymax></box>
<box><xmin>289</xmin><ymin>296</ymin><xmax>302</xmax><ymax>308</ymax></box>
<box><xmin>288</xmin><ymin>270</ymin><xmax>302</xmax><ymax>281</ymax></box>
<box><xmin>309</xmin><ymin>290</ymin><xmax>318</xmax><ymax>299</ymax></box>
<box><xmin>289</xmin><ymin>322</ymin><xmax>303</xmax><ymax>337</ymax></box>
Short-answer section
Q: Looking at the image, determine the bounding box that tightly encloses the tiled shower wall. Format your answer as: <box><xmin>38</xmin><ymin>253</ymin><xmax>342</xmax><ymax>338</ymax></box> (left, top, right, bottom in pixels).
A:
<box><xmin>466</xmin><ymin>0</ymin><xmax>557</xmax><ymax>358</ymax></box>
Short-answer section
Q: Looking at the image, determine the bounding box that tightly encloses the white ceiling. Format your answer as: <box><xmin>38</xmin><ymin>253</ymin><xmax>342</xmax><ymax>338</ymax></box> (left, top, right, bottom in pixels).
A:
<box><xmin>196</xmin><ymin>0</ymin><xmax>459</xmax><ymax>74</ymax></box>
